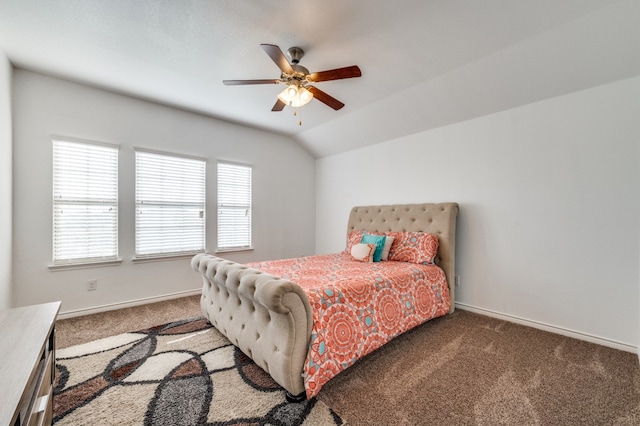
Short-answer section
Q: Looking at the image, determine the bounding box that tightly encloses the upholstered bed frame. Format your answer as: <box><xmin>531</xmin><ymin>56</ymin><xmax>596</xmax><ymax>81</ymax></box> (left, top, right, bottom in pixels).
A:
<box><xmin>191</xmin><ymin>202</ymin><xmax>459</xmax><ymax>399</ymax></box>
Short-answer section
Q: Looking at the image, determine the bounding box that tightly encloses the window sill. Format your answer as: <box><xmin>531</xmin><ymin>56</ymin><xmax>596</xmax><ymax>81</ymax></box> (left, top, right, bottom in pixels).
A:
<box><xmin>48</xmin><ymin>259</ymin><xmax>122</xmax><ymax>271</ymax></box>
<box><xmin>215</xmin><ymin>247</ymin><xmax>254</xmax><ymax>254</ymax></box>
<box><xmin>132</xmin><ymin>252</ymin><xmax>200</xmax><ymax>264</ymax></box>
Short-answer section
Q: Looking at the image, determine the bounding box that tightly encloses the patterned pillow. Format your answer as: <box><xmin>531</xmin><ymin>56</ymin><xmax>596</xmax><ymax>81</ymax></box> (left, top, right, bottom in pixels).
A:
<box><xmin>345</xmin><ymin>230</ymin><xmax>364</xmax><ymax>253</ymax></box>
<box><xmin>386</xmin><ymin>232</ymin><xmax>439</xmax><ymax>264</ymax></box>
<box><xmin>361</xmin><ymin>233</ymin><xmax>386</xmax><ymax>262</ymax></box>
<box><xmin>350</xmin><ymin>243</ymin><xmax>376</xmax><ymax>262</ymax></box>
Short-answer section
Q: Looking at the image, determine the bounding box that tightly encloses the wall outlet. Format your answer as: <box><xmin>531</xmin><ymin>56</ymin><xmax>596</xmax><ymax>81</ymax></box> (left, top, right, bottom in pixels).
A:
<box><xmin>454</xmin><ymin>275</ymin><xmax>460</xmax><ymax>287</ymax></box>
<box><xmin>87</xmin><ymin>279</ymin><xmax>98</xmax><ymax>291</ymax></box>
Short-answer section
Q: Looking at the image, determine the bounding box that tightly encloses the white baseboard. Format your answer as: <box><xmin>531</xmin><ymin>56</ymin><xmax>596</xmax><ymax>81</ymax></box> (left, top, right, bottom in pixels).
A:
<box><xmin>455</xmin><ymin>302</ymin><xmax>637</xmax><ymax>354</ymax></box>
<box><xmin>57</xmin><ymin>289</ymin><xmax>202</xmax><ymax>320</ymax></box>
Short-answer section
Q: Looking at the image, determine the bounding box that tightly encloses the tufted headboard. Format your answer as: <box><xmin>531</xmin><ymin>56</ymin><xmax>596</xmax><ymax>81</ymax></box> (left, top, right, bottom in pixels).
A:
<box><xmin>347</xmin><ymin>203</ymin><xmax>459</xmax><ymax>313</ymax></box>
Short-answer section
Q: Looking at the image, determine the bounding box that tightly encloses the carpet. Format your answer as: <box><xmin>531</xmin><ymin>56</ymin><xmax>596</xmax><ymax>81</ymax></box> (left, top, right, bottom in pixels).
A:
<box><xmin>318</xmin><ymin>310</ymin><xmax>640</xmax><ymax>425</ymax></box>
<box><xmin>53</xmin><ymin>317</ymin><xmax>343</xmax><ymax>426</ymax></box>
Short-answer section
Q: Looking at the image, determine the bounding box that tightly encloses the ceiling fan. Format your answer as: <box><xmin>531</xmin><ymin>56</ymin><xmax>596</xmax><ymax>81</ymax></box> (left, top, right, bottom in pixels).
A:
<box><xmin>223</xmin><ymin>44</ymin><xmax>361</xmax><ymax>111</ymax></box>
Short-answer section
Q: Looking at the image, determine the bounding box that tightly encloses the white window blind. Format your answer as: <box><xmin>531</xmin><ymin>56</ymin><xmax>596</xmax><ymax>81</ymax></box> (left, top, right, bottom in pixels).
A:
<box><xmin>135</xmin><ymin>149</ymin><xmax>206</xmax><ymax>258</ymax></box>
<box><xmin>52</xmin><ymin>138</ymin><xmax>119</xmax><ymax>265</ymax></box>
<box><xmin>217</xmin><ymin>162</ymin><xmax>252</xmax><ymax>250</ymax></box>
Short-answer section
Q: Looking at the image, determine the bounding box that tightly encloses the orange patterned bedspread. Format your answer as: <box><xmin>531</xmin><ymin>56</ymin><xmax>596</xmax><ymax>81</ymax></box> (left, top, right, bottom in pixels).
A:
<box><xmin>247</xmin><ymin>252</ymin><xmax>451</xmax><ymax>398</ymax></box>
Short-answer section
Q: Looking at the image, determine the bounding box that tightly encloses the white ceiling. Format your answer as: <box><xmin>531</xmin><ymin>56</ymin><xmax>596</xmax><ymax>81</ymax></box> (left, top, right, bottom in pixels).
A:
<box><xmin>1</xmin><ymin>0</ymin><xmax>638</xmax><ymax>158</ymax></box>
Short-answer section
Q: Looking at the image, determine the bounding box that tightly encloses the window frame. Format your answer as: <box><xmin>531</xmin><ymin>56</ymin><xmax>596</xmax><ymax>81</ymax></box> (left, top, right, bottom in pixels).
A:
<box><xmin>134</xmin><ymin>148</ymin><xmax>207</xmax><ymax>261</ymax></box>
<box><xmin>50</xmin><ymin>136</ymin><xmax>120</xmax><ymax>270</ymax></box>
<box><xmin>216</xmin><ymin>161</ymin><xmax>253</xmax><ymax>253</ymax></box>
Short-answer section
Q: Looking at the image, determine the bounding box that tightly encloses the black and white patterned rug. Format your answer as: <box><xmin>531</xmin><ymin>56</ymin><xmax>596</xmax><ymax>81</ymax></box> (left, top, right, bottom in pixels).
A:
<box><xmin>53</xmin><ymin>317</ymin><xmax>343</xmax><ymax>425</ymax></box>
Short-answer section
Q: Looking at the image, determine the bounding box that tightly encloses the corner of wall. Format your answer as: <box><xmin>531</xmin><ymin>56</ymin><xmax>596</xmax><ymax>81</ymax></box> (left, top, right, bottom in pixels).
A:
<box><xmin>0</xmin><ymin>50</ymin><xmax>13</xmax><ymax>310</ymax></box>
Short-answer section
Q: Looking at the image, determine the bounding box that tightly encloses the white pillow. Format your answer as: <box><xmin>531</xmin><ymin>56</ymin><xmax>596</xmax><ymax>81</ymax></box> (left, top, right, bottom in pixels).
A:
<box><xmin>350</xmin><ymin>243</ymin><xmax>376</xmax><ymax>262</ymax></box>
<box><xmin>381</xmin><ymin>235</ymin><xmax>395</xmax><ymax>261</ymax></box>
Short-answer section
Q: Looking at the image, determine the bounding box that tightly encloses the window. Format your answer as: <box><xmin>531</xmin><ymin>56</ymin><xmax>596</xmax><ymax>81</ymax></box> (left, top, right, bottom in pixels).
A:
<box><xmin>52</xmin><ymin>138</ymin><xmax>119</xmax><ymax>266</ymax></box>
<box><xmin>135</xmin><ymin>149</ymin><xmax>206</xmax><ymax>258</ymax></box>
<box><xmin>217</xmin><ymin>162</ymin><xmax>252</xmax><ymax>251</ymax></box>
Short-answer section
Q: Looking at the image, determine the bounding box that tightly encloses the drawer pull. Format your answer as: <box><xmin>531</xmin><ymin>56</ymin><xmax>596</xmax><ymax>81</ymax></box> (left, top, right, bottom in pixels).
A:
<box><xmin>30</xmin><ymin>392</ymin><xmax>51</xmax><ymax>426</ymax></box>
<box><xmin>33</xmin><ymin>394</ymin><xmax>49</xmax><ymax>414</ymax></box>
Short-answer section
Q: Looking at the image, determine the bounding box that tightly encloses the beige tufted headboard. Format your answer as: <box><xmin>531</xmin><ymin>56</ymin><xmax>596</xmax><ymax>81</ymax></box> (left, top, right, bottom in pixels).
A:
<box><xmin>347</xmin><ymin>203</ymin><xmax>459</xmax><ymax>313</ymax></box>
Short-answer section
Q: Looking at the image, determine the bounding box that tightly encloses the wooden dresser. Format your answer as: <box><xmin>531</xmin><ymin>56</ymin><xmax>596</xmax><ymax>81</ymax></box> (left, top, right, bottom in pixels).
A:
<box><xmin>0</xmin><ymin>302</ymin><xmax>60</xmax><ymax>426</ymax></box>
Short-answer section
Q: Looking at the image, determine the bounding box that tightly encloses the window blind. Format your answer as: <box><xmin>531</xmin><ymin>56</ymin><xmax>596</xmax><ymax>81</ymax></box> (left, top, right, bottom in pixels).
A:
<box><xmin>52</xmin><ymin>138</ymin><xmax>119</xmax><ymax>265</ymax></box>
<box><xmin>217</xmin><ymin>162</ymin><xmax>252</xmax><ymax>250</ymax></box>
<box><xmin>135</xmin><ymin>150</ymin><xmax>206</xmax><ymax>258</ymax></box>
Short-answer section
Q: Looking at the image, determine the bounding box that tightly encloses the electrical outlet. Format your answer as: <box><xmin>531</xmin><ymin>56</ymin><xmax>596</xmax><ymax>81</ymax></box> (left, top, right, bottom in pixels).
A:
<box><xmin>454</xmin><ymin>275</ymin><xmax>460</xmax><ymax>287</ymax></box>
<box><xmin>87</xmin><ymin>279</ymin><xmax>98</xmax><ymax>291</ymax></box>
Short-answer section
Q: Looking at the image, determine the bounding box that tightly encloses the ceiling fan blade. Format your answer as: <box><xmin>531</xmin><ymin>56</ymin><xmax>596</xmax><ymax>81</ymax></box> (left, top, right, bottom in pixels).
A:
<box><xmin>223</xmin><ymin>79</ymin><xmax>280</xmax><ymax>85</ymax></box>
<box><xmin>307</xmin><ymin>65</ymin><xmax>362</xmax><ymax>82</ymax></box>
<box><xmin>260</xmin><ymin>44</ymin><xmax>295</xmax><ymax>74</ymax></box>
<box><xmin>271</xmin><ymin>98</ymin><xmax>286</xmax><ymax>112</ymax></box>
<box><xmin>307</xmin><ymin>86</ymin><xmax>345</xmax><ymax>110</ymax></box>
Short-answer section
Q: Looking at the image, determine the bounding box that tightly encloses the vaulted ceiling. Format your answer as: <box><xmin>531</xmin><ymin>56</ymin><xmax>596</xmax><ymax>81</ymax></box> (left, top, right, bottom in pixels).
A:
<box><xmin>1</xmin><ymin>1</ymin><xmax>638</xmax><ymax>157</ymax></box>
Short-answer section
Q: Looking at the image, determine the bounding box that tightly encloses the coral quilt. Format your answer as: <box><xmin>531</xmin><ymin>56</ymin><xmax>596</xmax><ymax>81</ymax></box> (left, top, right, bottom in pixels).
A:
<box><xmin>247</xmin><ymin>252</ymin><xmax>451</xmax><ymax>398</ymax></box>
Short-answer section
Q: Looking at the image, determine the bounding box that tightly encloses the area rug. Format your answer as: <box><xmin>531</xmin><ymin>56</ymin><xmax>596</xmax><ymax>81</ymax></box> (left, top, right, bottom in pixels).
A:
<box><xmin>53</xmin><ymin>317</ymin><xmax>343</xmax><ymax>425</ymax></box>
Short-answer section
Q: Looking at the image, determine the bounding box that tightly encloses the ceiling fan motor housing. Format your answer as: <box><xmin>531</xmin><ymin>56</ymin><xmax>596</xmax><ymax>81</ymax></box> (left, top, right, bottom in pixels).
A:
<box><xmin>292</xmin><ymin>64</ymin><xmax>310</xmax><ymax>77</ymax></box>
<box><xmin>281</xmin><ymin>48</ymin><xmax>310</xmax><ymax>84</ymax></box>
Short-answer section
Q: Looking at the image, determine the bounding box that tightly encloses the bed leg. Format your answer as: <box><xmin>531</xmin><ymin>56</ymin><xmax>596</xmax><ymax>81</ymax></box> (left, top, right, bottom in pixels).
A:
<box><xmin>285</xmin><ymin>391</ymin><xmax>306</xmax><ymax>403</ymax></box>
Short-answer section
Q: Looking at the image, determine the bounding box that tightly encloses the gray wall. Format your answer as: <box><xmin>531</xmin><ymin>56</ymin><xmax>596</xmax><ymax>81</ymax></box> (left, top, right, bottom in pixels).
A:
<box><xmin>12</xmin><ymin>69</ymin><xmax>316</xmax><ymax>315</ymax></box>
<box><xmin>0</xmin><ymin>51</ymin><xmax>12</xmax><ymax>310</ymax></box>
<box><xmin>316</xmin><ymin>76</ymin><xmax>640</xmax><ymax>351</ymax></box>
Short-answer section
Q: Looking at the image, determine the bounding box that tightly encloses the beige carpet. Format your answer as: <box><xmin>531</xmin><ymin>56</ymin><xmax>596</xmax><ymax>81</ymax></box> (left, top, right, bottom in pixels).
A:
<box><xmin>56</xmin><ymin>296</ymin><xmax>640</xmax><ymax>425</ymax></box>
<box><xmin>56</xmin><ymin>296</ymin><xmax>202</xmax><ymax>348</ymax></box>
<box><xmin>319</xmin><ymin>310</ymin><xmax>640</xmax><ymax>425</ymax></box>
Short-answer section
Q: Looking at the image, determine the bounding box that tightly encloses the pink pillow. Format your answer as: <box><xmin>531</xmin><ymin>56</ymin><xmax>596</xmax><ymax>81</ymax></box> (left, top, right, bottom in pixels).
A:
<box><xmin>345</xmin><ymin>230</ymin><xmax>364</xmax><ymax>253</ymax></box>
<box><xmin>386</xmin><ymin>232</ymin><xmax>439</xmax><ymax>265</ymax></box>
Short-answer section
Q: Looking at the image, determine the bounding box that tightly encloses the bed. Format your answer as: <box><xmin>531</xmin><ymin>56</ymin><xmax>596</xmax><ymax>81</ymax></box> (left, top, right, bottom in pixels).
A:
<box><xmin>191</xmin><ymin>202</ymin><xmax>458</xmax><ymax>401</ymax></box>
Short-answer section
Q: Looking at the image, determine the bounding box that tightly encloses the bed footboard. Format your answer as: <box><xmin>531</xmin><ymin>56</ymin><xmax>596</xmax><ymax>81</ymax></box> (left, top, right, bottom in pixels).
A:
<box><xmin>191</xmin><ymin>253</ymin><xmax>312</xmax><ymax>396</ymax></box>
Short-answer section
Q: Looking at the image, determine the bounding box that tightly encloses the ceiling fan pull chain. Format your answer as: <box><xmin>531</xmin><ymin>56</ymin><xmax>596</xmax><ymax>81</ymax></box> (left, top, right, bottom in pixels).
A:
<box><xmin>294</xmin><ymin>108</ymin><xmax>302</xmax><ymax>126</ymax></box>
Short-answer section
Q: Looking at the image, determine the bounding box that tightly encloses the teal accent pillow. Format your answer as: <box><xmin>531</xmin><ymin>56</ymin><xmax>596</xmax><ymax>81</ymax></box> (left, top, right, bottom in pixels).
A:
<box><xmin>361</xmin><ymin>233</ymin><xmax>386</xmax><ymax>262</ymax></box>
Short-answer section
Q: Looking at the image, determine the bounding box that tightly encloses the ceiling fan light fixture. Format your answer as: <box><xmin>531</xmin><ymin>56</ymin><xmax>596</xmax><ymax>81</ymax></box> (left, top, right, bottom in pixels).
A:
<box><xmin>277</xmin><ymin>84</ymin><xmax>313</xmax><ymax>107</ymax></box>
<box><xmin>299</xmin><ymin>87</ymin><xmax>312</xmax><ymax>103</ymax></box>
<box><xmin>286</xmin><ymin>85</ymin><xmax>298</xmax><ymax>98</ymax></box>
